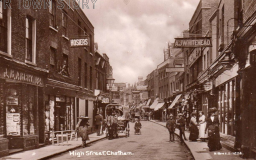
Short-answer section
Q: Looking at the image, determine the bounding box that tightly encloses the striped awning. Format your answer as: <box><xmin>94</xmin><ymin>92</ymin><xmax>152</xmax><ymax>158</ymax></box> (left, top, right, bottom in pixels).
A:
<box><xmin>154</xmin><ymin>102</ymin><xmax>165</xmax><ymax>111</ymax></box>
<box><xmin>168</xmin><ymin>94</ymin><xmax>182</xmax><ymax>109</ymax></box>
<box><xmin>149</xmin><ymin>98</ymin><xmax>159</xmax><ymax>109</ymax></box>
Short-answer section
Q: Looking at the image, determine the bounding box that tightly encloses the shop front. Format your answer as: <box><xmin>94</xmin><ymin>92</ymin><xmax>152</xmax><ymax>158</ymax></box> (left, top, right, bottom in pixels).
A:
<box><xmin>44</xmin><ymin>80</ymin><xmax>78</xmax><ymax>143</ymax></box>
<box><xmin>0</xmin><ymin>66</ymin><xmax>46</xmax><ymax>156</ymax></box>
<box><xmin>214</xmin><ymin>64</ymin><xmax>239</xmax><ymax>136</ymax></box>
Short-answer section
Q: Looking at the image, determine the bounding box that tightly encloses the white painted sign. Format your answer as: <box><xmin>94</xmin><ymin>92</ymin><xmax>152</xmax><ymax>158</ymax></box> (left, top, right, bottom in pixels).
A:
<box><xmin>70</xmin><ymin>37</ymin><xmax>90</xmax><ymax>47</ymax></box>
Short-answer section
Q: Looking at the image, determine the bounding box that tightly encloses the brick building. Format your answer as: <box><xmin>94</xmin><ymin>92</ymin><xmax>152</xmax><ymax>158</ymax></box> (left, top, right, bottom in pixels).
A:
<box><xmin>0</xmin><ymin>0</ymin><xmax>97</xmax><ymax>156</ymax></box>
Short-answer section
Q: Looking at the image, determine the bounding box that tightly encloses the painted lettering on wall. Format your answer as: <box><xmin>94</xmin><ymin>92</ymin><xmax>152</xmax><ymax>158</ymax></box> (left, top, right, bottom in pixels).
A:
<box><xmin>3</xmin><ymin>68</ymin><xmax>42</xmax><ymax>86</ymax></box>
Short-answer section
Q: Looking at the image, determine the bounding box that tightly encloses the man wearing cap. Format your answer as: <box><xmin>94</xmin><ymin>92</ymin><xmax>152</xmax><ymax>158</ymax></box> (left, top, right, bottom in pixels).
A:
<box><xmin>176</xmin><ymin>113</ymin><xmax>187</xmax><ymax>143</ymax></box>
<box><xmin>95</xmin><ymin>112</ymin><xmax>103</xmax><ymax>136</ymax></box>
<box><xmin>166</xmin><ymin>114</ymin><xmax>176</xmax><ymax>142</ymax></box>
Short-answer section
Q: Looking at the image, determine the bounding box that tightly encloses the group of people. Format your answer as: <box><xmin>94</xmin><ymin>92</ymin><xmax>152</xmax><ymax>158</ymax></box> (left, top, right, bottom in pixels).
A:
<box><xmin>166</xmin><ymin>107</ymin><xmax>222</xmax><ymax>152</ymax></box>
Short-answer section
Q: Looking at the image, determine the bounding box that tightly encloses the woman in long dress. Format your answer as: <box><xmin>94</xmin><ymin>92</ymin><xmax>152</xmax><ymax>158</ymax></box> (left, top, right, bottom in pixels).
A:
<box><xmin>205</xmin><ymin>109</ymin><xmax>222</xmax><ymax>151</ymax></box>
<box><xmin>189</xmin><ymin>112</ymin><xmax>199</xmax><ymax>141</ymax></box>
<box><xmin>199</xmin><ymin>111</ymin><xmax>207</xmax><ymax>141</ymax></box>
<box><xmin>76</xmin><ymin>116</ymin><xmax>90</xmax><ymax>147</ymax></box>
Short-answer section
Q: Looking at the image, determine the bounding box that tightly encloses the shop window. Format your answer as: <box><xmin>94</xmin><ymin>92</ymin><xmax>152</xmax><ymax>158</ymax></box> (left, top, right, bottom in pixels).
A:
<box><xmin>0</xmin><ymin>82</ymin><xmax>4</xmax><ymax>136</ymax></box>
<box><xmin>0</xmin><ymin>0</ymin><xmax>7</xmax><ymax>53</ymax></box>
<box><xmin>49</xmin><ymin>0</ymin><xmax>56</xmax><ymax>28</ymax></box>
<box><xmin>6</xmin><ymin>85</ymin><xmax>21</xmax><ymax>136</ymax></box>
<box><xmin>23</xmin><ymin>86</ymin><xmax>36</xmax><ymax>135</ymax></box>
<box><xmin>54</xmin><ymin>96</ymin><xmax>74</xmax><ymax>131</ymax></box>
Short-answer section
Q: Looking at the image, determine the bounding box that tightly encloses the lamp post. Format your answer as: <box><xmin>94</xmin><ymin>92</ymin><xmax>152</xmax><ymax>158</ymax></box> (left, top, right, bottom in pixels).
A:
<box><xmin>107</xmin><ymin>76</ymin><xmax>115</xmax><ymax>103</ymax></box>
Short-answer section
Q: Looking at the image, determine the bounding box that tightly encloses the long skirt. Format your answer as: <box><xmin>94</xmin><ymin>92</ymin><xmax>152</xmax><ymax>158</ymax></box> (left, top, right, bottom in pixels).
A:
<box><xmin>78</xmin><ymin>125</ymin><xmax>90</xmax><ymax>141</ymax></box>
<box><xmin>199</xmin><ymin>122</ymin><xmax>207</xmax><ymax>138</ymax></box>
<box><xmin>208</xmin><ymin>131</ymin><xmax>222</xmax><ymax>151</ymax></box>
<box><xmin>189</xmin><ymin>125</ymin><xmax>199</xmax><ymax>141</ymax></box>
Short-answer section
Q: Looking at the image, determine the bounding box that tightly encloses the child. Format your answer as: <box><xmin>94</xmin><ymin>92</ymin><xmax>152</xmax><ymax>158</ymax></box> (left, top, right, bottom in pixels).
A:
<box><xmin>166</xmin><ymin>114</ymin><xmax>176</xmax><ymax>142</ymax></box>
<box><xmin>134</xmin><ymin>118</ymin><xmax>142</xmax><ymax>134</ymax></box>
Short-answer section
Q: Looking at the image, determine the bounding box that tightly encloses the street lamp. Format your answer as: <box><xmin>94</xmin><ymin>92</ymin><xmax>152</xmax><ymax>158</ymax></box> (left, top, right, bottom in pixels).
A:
<box><xmin>107</xmin><ymin>76</ymin><xmax>115</xmax><ymax>103</ymax></box>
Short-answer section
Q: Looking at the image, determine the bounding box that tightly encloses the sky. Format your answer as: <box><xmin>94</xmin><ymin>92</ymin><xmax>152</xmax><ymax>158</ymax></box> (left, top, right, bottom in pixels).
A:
<box><xmin>83</xmin><ymin>0</ymin><xmax>199</xmax><ymax>84</ymax></box>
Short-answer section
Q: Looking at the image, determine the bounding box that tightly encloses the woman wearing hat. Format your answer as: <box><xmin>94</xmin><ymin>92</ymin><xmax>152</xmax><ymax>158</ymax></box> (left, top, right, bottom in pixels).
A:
<box><xmin>205</xmin><ymin>108</ymin><xmax>222</xmax><ymax>151</ymax></box>
<box><xmin>189</xmin><ymin>112</ymin><xmax>199</xmax><ymax>141</ymax></box>
<box><xmin>199</xmin><ymin>111</ymin><xmax>207</xmax><ymax>141</ymax></box>
<box><xmin>76</xmin><ymin>116</ymin><xmax>90</xmax><ymax>147</ymax></box>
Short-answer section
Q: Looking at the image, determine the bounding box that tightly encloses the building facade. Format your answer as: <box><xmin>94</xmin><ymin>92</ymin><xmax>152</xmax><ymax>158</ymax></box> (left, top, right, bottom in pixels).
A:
<box><xmin>0</xmin><ymin>0</ymin><xmax>97</xmax><ymax>156</ymax></box>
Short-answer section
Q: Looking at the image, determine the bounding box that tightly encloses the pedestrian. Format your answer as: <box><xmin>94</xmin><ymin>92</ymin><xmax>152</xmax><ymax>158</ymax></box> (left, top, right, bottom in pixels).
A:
<box><xmin>205</xmin><ymin>108</ymin><xmax>222</xmax><ymax>151</ymax></box>
<box><xmin>189</xmin><ymin>112</ymin><xmax>199</xmax><ymax>141</ymax></box>
<box><xmin>106</xmin><ymin>113</ymin><xmax>114</xmax><ymax>140</ymax></box>
<box><xmin>124</xmin><ymin>111</ymin><xmax>130</xmax><ymax>133</ymax></box>
<box><xmin>134</xmin><ymin>118</ymin><xmax>142</xmax><ymax>134</ymax></box>
<box><xmin>166</xmin><ymin>114</ymin><xmax>176</xmax><ymax>142</ymax></box>
<box><xmin>94</xmin><ymin>112</ymin><xmax>103</xmax><ymax>136</ymax></box>
<box><xmin>131</xmin><ymin>109</ymin><xmax>135</xmax><ymax>122</ymax></box>
<box><xmin>176</xmin><ymin>113</ymin><xmax>187</xmax><ymax>143</ymax></box>
<box><xmin>76</xmin><ymin>116</ymin><xmax>90</xmax><ymax>147</ymax></box>
<box><xmin>198</xmin><ymin>111</ymin><xmax>207</xmax><ymax>141</ymax></box>
<box><xmin>112</xmin><ymin>112</ymin><xmax>118</xmax><ymax>138</ymax></box>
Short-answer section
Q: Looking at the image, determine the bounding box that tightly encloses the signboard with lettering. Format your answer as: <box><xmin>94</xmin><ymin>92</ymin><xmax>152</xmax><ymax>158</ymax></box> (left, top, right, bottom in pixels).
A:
<box><xmin>0</xmin><ymin>67</ymin><xmax>43</xmax><ymax>86</ymax></box>
<box><xmin>166</xmin><ymin>67</ymin><xmax>184</xmax><ymax>72</ymax></box>
<box><xmin>102</xmin><ymin>97</ymin><xmax>110</xmax><ymax>103</ymax></box>
<box><xmin>70</xmin><ymin>37</ymin><xmax>90</xmax><ymax>48</ymax></box>
<box><xmin>203</xmin><ymin>81</ymin><xmax>213</xmax><ymax>91</ymax></box>
<box><xmin>174</xmin><ymin>37</ymin><xmax>212</xmax><ymax>48</ymax></box>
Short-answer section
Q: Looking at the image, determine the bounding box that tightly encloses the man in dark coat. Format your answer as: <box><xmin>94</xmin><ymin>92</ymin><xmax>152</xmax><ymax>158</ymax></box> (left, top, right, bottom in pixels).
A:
<box><xmin>95</xmin><ymin>112</ymin><xmax>103</xmax><ymax>136</ymax></box>
<box><xmin>176</xmin><ymin>113</ymin><xmax>187</xmax><ymax>143</ymax></box>
<box><xmin>166</xmin><ymin>114</ymin><xmax>176</xmax><ymax>142</ymax></box>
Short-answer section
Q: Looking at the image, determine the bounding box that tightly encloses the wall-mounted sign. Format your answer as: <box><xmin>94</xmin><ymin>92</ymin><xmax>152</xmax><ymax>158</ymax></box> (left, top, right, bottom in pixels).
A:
<box><xmin>174</xmin><ymin>37</ymin><xmax>212</xmax><ymax>48</ymax></box>
<box><xmin>70</xmin><ymin>37</ymin><xmax>90</xmax><ymax>48</ymax></box>
<box><xmin>166</xmin><ymin>67</ymin><xmax>184</xmax><ymax>72</ymax></box>
<box><xmin>1</xmin><ymin>67</ymin><xmax>43</xmax><ymax>86</ymax></box>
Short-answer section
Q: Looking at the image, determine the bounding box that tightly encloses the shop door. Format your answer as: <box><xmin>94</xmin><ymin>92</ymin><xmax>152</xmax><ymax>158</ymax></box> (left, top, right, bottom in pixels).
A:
<box><xmin>55</xmin><ymin>102</ymin><xmax>66</xmax><ymax>131</ymax></box>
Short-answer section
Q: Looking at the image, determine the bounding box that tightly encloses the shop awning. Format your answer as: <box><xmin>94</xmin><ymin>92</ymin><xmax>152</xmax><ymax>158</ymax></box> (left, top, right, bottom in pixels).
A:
<box><xmin>168</xmin><ymin>94</ymin><xmax>182</xmax><ymax>109</ymax></box>
<box><xmin>154</xmin><ymin>102</ymin><xmax>165</xmax><ymax>111</ymax></box>
<box><xmin>146</xmin><ymin>99</ymin><xmax>151</xmax><ymax>106</ymax></box>
<box><xmin>149</xmin><ymin>98</ymin><xmax>159</xmax><ymax>109</ymax></box>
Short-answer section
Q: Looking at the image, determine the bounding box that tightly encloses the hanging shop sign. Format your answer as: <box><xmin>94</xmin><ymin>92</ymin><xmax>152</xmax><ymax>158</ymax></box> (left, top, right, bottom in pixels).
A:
<box><xmin>174</xmin><ymin>37</ymin><xmax>212</xmax><ymax>48</ymax></box>
<box><xmin>203</xmin><ymin>81</ymin><xmax>213</xmax><ymax>91</ymax></box>
<box><xmin>166</xmin><ymin>67</ymin><xmax>184</xmax><ymax>72</ymax></box>
<box><xmin>70</xmin><ymin>37</ymin><xmax>90</xmax><ymax>48</ymax></box>
<box><xmin>1</xmin><ymin>67</ymin><xmax>43</xmax><ymax>86</ymax></box>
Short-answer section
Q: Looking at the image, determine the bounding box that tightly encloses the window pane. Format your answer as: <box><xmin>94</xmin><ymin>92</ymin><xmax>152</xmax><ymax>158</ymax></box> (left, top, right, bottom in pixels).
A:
<box><xmin>50</xmin><ymin>47</ymin><xmax>56</xmax><ymax>66</ymax></box>
<box><xmin>0</xmin><ymin>82</ymin><xmax>4</xmax><ymax>136</ymax></box>
<box><xmin>0</xmin><ymin>0</ymin><xmax>3</xmax><ymax>20</ymax></box>
<box><xmin>6</xmin><ymin>86</ymin><xmax>21</xmax><ymax>136</ymax></box>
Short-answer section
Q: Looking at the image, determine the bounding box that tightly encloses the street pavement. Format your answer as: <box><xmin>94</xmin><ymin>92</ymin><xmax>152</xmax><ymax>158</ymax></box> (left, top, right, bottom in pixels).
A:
<box><xmin>49</xmin><ymin>121</ymin><xmax>194</xmax><ymax>160</ymax></box>
<box><xmin>150</xmin><ymin>120</ymin><xmax>252</xmax><ymax>160</ymax></box>
<box><xmin>1</xmin><ymin>132</ymin><xmax>106</xmax><ymax>160</ymax></box>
